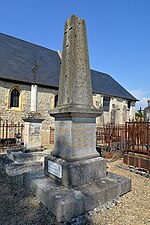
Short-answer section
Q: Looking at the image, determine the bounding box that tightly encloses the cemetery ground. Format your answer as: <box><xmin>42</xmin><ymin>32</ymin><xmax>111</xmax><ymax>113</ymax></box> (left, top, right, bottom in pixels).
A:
<box><xmin>0</xmin><ymin>156</ymin><xmax>149</xmax><ymax>225</ymax></box>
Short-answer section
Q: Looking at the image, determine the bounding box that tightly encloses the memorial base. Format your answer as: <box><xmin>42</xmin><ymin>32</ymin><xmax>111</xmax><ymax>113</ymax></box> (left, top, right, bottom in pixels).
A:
<box><xmin>5</xmin><ymin>149</ymin><xmax>51</xmax><ymax>176</ymax></box>
<box><xmin>23</xmin><ymin>112</ymin><xmax>44</xmax><ymax>149</ymax></box>
<box><xmin>24</xmin><ymin>170</ymin><xmax>131</xmax><ymax>223</ymax></box>
<box><xmin>44</xmin><ymin>155</ymin><xmax>107</xmax><ymax>188</ymax></box>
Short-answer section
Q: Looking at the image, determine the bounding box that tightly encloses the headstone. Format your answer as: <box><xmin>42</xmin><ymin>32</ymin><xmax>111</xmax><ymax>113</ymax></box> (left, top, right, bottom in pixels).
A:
<box><xmin>144</xmin><ymin>100</ymin><xmax>150</xmax><ymax>122</ymax></box>
<box><xmin>22</xmin><ymin>59</ymin><xmax>44</xmax><ymax>149</ymax></box>
<box><xmin>23</xmin><ymin>113</ymin><xmax>44</xmax><ymax>149</ymax></box>
<box><xmin>111</xmin><ymin>104</ymin><xmax>116</xmax><ymax>124</ymax></box>
<box><xmin>5</xmin><ymin>66</ymin><xmax>47</xmax><ymax>176</ymax></box>
<box><xmin>22</xmin><ymin>83</ymin><xmax>44</xmax><ymax>149</ymax></box>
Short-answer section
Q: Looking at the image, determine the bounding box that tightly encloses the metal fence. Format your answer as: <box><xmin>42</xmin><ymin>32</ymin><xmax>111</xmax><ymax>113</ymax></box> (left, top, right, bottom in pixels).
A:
<box><xmin>96</xmin><ymin>124</ymin><xmax>126</xmax><ymax>151</ymax></box>
<box><xmin>125</xmin><ymin>121</ymin><xmax>150</xmax><ymax>156</ymax></box>
<box><xmin>123</xmin><ymin>121</ymin><xmax>150</xmax><ymax>171</ymax></box>
<box><xmin>0</xmin><ymin>117</ymin><xmax>24</xmax><ymax>146</ymax></box>
<box><xmin>50</xmin><ymin>124</ymin><xmax>126</xmax><ymax>151</ymax></box>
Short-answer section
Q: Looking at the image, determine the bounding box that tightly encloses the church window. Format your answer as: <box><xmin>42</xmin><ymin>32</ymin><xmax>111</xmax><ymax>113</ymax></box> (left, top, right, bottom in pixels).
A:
<box><xmin>8</xmin><ymin>86</ymin><xmax>23</xmax><ymax>110</ymax></box>
<box><xmin>54</xmin><ymin>94</ymin><xmax>58</xmax><ymax>107</ymax></box>
<box><xmin>10</xmin><ymin>88</ymin><xmax>20</xmax><ymax>107</ymax></box>
<box><xmin>103</xmin><ymin>96</ymin><xmax>110</xmax><ymax>112</ymax></box>
<box><xmin>128</xmin><ymin>101</ymin><xmax>131</xmax><ymax>109</ymax></box>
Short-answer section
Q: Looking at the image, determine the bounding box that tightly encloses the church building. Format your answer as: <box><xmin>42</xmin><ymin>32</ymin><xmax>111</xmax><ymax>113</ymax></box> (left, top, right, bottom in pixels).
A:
<box><xmin>0</xmin><ymin>33</ymin><xmax>137</xmax><ymax>147</ymax></box>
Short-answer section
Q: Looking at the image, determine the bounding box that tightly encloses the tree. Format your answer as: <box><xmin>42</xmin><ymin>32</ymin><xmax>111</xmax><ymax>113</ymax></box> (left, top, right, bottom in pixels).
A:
<box><xmin>135</xmin><ymin>107</ymin><xmax>144</xmax><ymax>121</ymax></box>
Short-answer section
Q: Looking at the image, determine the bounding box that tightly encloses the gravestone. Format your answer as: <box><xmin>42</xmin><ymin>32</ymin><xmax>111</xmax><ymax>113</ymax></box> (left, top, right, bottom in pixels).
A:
<box><xmin>23</xmin><ymin>83</ymin><xmax>44</xmax><ymax>149</ymax></box>
<box><xmin>5</xmin><ymin>81</ymin><xmax>47</xmax><ymax>176</ymax></box>
<box><xmin>144</xmin><ymin>100</ymin><xmax>150</xmax><ymax>122</ymax></box>
<box><xmin>24</xmin><ymin>15</ymin><xmax>131</xmax><ymax>223</ymax></box>
<box><xmin>111</xmin><ymin>104</ymin><xmax>116</xmax><ymax>124</ymax></box>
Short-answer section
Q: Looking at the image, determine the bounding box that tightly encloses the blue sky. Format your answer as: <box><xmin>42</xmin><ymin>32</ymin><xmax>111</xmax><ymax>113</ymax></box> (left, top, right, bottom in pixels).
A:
<box><xmin>0</xmin><ymin>0</ymin><xmax>150</xmax><ymax>110</ymax></box>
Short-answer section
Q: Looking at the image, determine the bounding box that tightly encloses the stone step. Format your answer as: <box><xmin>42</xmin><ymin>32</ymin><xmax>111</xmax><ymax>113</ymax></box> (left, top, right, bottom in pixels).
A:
<box><xmin>7</xmin><ymin>150</ymin><xmax>51</xmax><ymax>163</ymax></box>
<box><xmin>5</xmin><ymin>161</ymin><xmax>44</xmax><ymax>176</ymax></box>
<box><xmin>24</xmin><ymin>171</ymin><xmax>131</xmax><ymax>223</ymax></box>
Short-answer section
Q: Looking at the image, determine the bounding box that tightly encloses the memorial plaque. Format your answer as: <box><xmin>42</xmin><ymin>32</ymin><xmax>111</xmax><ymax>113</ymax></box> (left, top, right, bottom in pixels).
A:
<box><xmin>48</xmin><ymin>160</ymin><xmax>62</xmax><ymax>178</ymax></box>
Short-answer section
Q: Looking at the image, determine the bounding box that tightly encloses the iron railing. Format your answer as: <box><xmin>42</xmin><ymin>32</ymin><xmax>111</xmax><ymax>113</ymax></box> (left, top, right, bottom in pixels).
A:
<box><xmin>0</xmin><ymin>118</ymin><xmax>24</xmax><ymax>146</ymax></box>
<box><xmin>125</xmin><ymin>121</ymin><xmax>150</xmax><ymax>156</ymax></box>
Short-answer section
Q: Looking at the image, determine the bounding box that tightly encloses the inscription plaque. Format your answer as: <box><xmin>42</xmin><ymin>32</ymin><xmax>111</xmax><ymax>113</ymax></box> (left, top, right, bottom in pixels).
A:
<box><xmin>48</xmin><ymin>160</ymin><xmax>62</xmax><ymax>178</ymax></box>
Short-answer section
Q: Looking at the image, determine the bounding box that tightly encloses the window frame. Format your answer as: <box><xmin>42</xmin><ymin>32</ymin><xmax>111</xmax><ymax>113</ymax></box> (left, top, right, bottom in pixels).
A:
<box><xmin>10</xmin><ymin>88</ymin><xmax>20</xmax><ymax>108</ymax></box>
<box><xmin>103</xmin><ymin>96</ymin><xmax>110</xmax><ymax>112</ymax></box>
<box><xmin>7</xmin><ymin>85</ymin><xmax>23</xmax><ymax>111</ymax></box>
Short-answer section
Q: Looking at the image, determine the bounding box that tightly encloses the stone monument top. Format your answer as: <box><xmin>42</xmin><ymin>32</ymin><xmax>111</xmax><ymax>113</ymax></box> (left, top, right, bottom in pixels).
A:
<box><xmin>50</xmin><ymin>15</ymin><xmax>102</xmax><ymax>118</ymax></box>
<box><xmin>48</xmin><ymin>14</ymin><xmax>102</xmax><ymax>161</ymax></box>
<box><xmin>144</xmin><ymin>100</ymin><xmax>150</xmax><ymax>122</ymax></box>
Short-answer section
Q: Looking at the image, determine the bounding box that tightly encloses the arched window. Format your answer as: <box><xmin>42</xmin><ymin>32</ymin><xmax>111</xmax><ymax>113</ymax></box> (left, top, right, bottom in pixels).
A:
<box><xmin>54</xmin><ymin>94</ymin><xmax>58</xmax><ymax>107</ymax></box>
<box><xmin>10</xmin><ymin>88</ymin><xmax>20</xmax><ymax>108</ymax></box>
<box><xmin>103</xmin><ymin>96</ymin><xmax>110</xmax><ymax>112</ymax></box>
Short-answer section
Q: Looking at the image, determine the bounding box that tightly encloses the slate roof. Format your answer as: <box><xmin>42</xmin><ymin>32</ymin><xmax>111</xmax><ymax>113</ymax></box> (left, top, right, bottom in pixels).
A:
<box><xmin>0</xmin><ymin>33</ymin><xmax>137</xmax><ymax>101</ymax></box>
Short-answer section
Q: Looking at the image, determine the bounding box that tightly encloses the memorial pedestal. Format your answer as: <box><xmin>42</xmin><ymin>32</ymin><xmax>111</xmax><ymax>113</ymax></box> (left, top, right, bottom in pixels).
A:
<box><xmin>24</xmin><ymin>170</ymin><xmax>131</xmax><ymax>223</ymax></box>
<box><xmin>23</xmin><ymin>112</ymin><xmax>44</xmax><ymax>149</ymax></box>
<box><xmin>24</xmin><ymin>15</ymin><xmax>131</xmax><ymax>223</ymax></box>
<box><xmin>44</xmin><ymin>155</ymin><xmax>106</xmax><ymax>188</ymax></box>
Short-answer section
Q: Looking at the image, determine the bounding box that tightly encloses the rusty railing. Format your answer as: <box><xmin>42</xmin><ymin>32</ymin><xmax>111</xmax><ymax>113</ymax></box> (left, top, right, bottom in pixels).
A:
<box><xmin>125</xmin><ymin>121</ymin><xmax>150</xmax><ymax>156</ymax></box>
<box><xmin>0</xmin><ymin>117</ymin><xmax>24</xmax><ymax>146</ymax></box>
<box><xmin>96</xmin><ymin>124</ymin><xmax>126</xmax><ymax>151</ymax></box>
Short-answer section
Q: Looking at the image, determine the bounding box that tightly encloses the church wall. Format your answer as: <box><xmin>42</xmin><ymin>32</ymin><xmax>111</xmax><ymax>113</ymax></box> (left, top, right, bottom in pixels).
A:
<box><xmin>0</xmin><ymin>80</ymin><xmax>57</xmax><ymax>148</ymax></box>
<box><xmin>0</xmin><ymin>80</ymin><xmax>135</xmax><ymax>148</ymax></box>
<box><xmin>93</xmin><ymin>94</ymin><xmax>135</xmax><ymax>125</ymax></box>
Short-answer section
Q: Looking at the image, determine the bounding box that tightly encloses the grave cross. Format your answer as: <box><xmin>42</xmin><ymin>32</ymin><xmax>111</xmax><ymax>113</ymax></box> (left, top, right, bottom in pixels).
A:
<box><xmin>32</xmin><ymin>60</ymin><xmax>39</xmax><ymax>85</ymax></box>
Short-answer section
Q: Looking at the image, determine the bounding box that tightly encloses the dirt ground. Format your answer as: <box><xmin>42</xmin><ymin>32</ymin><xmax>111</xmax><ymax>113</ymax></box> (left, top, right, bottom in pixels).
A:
<box><xmin>0</xmin><ymin>156</ymin><xmax>149</xmax><ymax>225</ymax></box>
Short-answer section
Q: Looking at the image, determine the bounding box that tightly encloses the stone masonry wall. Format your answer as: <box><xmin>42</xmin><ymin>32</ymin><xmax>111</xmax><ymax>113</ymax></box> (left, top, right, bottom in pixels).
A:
<box><xmin>0</xmin><ymin>80</ymin><xmax>135</xmax><ymax>147</ymax></box>
<box><xmin>93</xmin><ymin>94</ymin><xmax>135</xmax><ymax>125</ymax></box>
<box><xmin>0</xmin><ymin>80</ymin><xmax>57</xmax><ymax>148</ymax></box>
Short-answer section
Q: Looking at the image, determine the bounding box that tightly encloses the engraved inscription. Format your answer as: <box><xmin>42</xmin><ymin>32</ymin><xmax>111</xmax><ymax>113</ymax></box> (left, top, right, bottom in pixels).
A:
<box><xmin>59</xmin><ymin>128</ymin><xmax>69</xmax><ymax>133</ymax></box>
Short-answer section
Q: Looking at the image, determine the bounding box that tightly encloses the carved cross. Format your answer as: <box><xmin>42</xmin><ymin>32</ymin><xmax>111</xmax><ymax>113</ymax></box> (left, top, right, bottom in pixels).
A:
<box><xmin>32</xmin><ymin>60</ymin><xmax>39</xmax><ymax>85</ymax></box>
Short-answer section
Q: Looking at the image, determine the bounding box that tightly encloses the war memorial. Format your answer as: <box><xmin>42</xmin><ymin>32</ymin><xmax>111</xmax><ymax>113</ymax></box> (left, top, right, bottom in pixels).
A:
<box><xmin>23</xmin><ymin>15</ymin><xmax>131</xmax><ymax>223</ymax></box>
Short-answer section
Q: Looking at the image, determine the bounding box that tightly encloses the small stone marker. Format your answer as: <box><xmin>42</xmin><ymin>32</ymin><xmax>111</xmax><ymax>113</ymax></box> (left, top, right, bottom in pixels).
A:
<box><xmin>22</xmin><ymin>61</ymin><xmax>44</xmax><ymax>149</ymax></box>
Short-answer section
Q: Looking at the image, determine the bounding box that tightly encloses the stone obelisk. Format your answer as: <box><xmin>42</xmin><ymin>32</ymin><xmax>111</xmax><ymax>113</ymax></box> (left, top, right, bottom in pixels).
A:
<box><xmin>48</xmin><ymin>15</ymin><xmax>102</xmax><ymax>161</ymax></box>
<box><xmin>45</xmin><ymin>14</ymin><xmax>107</xmax><ymax>192</ymax></box>
<box><xmin>24</xmin><ymin>15</ymin><xmax>131</xmax><ymax>224</ymax></box>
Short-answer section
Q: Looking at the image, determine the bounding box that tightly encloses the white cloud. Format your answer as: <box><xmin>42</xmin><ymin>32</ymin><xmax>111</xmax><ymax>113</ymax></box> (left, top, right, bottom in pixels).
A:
<box><xmin>128</xmin><ymin>89</ymin><xmax>150</xmax><ymax>111</ymax></box>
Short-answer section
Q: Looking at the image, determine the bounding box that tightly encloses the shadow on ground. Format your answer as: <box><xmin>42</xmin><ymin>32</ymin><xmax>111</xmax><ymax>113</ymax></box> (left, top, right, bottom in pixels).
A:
<box><xmin>0</xmin><ymin>158</ymin><xmax>94</xmax><ymax>225</ymax></box>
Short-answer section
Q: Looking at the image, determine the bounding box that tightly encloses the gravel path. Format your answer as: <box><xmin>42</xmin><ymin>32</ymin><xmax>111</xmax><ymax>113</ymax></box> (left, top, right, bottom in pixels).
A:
<box><xmin>92</xmin><ymin>159</ymin><xmax>150</xmax><ymax>225</ymax></box>
<box><xmin>0</xmin><ymin>157</ymin><xmax>149</xmax><ymax>225</ymax></box>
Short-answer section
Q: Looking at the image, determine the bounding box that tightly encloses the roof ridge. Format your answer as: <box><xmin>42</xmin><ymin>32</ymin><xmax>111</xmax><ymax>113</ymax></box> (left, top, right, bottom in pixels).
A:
<box><xmin>91</xmin><ymin>68</ymin><xmax>110</xmax><ymax>77</ymax></box>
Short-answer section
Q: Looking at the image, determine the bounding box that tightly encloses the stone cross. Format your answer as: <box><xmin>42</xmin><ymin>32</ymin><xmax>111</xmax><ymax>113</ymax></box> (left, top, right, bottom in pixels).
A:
<box><xmin>22</xmin><ymin>60</ymin><xmax>44</xmax><ymax>149</ymax></box>
<box><xmin>32</xmin><ymin>60</ymin><xmax>39</xmax><ymax>85</ymax></box>
<box><xmin>30</xmin><ymin>60</ymin><xmax>39</xmax><ymax>112</ymax></box>
<box><xmin>30</xmin><ymin>85</ymin><xmax>37</xmax><ymax>112</ymax></box>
